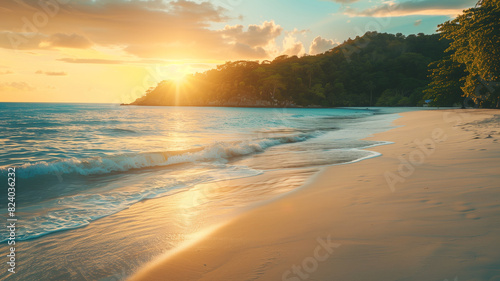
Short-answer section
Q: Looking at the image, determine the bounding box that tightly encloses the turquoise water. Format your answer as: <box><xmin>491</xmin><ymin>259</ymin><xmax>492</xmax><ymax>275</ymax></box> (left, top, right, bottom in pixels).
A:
<box><xmin>0</xmin><ymin>103</ymin><xmax>407</xmax><ymax>280</ymax></box>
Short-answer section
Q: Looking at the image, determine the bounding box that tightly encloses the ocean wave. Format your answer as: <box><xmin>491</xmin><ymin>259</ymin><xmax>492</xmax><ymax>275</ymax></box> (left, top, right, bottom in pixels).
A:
<box><xmin>1</xmin><ymin>132</ymin><xmax>321</xmax><ymax>179</ymax></box>
<box><xmin>104</xmin><ymin>128</ymin><xmax>138</xmax><ymax>134</ymax></box>
<box><xmin>319</xmin><ymin>113</ymin><xmax>373</xmax><ymax>120</ymax></box>
<box><xmin>0</xmin><ymin>165</ymin><xmax>262</xmax><ymax>242</ymax></box>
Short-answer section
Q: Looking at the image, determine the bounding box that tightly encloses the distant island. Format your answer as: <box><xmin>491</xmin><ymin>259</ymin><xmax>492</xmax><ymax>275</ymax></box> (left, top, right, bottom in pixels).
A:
<box><xmin>128</xmin><ymin>2</ymin><xmax>499</xmax><ymax>108</ymax></box>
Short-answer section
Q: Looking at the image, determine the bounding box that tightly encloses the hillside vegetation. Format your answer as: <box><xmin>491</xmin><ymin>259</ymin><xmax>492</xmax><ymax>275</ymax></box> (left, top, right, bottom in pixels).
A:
<box><xmin>130</xmin><ymin>32</ymin><xmax>449</xmax><ymax>107</ymax></box>
<box><xmin>130</xmin><ymin>0</ymin><xmax>499</xmax><ymax>108</ymax></box>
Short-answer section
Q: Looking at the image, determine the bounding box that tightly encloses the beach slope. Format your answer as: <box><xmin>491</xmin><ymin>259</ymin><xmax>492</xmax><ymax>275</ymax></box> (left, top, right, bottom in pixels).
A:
<box><xmin>128</xmin><ymin>109</ymin><xmax>500</xmax><ymax>281</ymax></box>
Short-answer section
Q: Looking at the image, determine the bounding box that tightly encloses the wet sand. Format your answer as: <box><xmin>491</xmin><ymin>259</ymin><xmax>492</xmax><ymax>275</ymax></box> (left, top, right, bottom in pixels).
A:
<box><xmin>128</xmin><ymin>109</ymin><xmax>500</xmax><ymax>281</ymax></box>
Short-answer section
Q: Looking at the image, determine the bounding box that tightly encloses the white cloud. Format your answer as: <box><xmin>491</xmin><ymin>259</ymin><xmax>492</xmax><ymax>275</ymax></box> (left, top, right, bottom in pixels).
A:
<box><xmin>330</xmin><ymin>0</ymin><xmax>359</xmax><ymax>3</ymax></box>
<box><xmin>309</xmin><ymin>36</ymin><xmax>337</xmax><ymax>55</ymax></box>
<box><xmin>343</xmin><ymin>0</ymin><xmax>477</xmax><ymax>17</ymax></box>
<box><xmin>282</xmin><ymin>33</ymin><xmax>306</xmax><ymax>57</ymax></box>
<box><xmin>223</xmin><ymin>21</ymin><xmax>283</xmax><ymax>47</ymax></box>
<box><xmin>222</xmin><ymin>21</ymin><xmax>283</xmax><ymax>58</ymax></box>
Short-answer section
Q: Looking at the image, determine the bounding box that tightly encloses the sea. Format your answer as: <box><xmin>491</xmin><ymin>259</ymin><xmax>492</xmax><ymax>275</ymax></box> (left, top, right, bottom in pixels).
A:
<box><xmin>0</xmin><ymin>103</ymin><xmax>423</xmax><ymax>280</ymax></box>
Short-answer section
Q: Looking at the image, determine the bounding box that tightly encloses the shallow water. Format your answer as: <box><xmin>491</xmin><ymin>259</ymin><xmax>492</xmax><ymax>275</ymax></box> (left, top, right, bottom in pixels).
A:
<box><xmin>0</xmin><ymin>103</ymin><xmax>416</xmax><ymax>280</ymax></box>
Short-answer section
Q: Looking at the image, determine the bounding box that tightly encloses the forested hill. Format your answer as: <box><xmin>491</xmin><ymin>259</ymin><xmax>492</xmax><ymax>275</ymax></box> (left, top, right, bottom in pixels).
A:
<box><xmin>129</xmin><ymin>32</ymin><xmax>450</xmax><ymax>107</ymax></box>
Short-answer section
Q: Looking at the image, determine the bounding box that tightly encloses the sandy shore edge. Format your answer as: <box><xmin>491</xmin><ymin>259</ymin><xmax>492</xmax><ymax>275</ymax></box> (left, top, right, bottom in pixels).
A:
<box><xmin>128</xmin><ymin>109</ymin><xmax>500</xmax><ymax>281</ymax></box>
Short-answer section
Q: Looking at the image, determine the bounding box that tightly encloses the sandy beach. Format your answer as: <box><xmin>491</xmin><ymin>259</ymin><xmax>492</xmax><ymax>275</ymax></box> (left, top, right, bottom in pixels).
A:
<box><xmin>128</xmin><ymin>109</ymin><xmax>500</xmax><ymax>281</ymax></box>
<box><xmin>3</xmin><ymin>1</ymin><xmax>498</xmax><ymax>280</ymax></box>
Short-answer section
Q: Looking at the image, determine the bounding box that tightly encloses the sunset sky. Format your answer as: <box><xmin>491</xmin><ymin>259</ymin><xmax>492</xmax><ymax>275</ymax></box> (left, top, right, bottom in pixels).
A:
<box><xmin>0</xmin><ymin>0</ymin><xmax>478</xmax><ymax>103</ymax></box>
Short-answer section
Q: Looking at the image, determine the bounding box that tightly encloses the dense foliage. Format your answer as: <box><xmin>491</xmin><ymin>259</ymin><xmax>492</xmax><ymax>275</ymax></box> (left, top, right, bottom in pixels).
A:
<box><xmin>425</xmin><ymin>0</ymin><xmax>500</xmax><ymax>108</ymax></box>
<box><xmin>130</xmin><ymin>32</ymin><xmax>449</xmax><ymax>107</ymax></box>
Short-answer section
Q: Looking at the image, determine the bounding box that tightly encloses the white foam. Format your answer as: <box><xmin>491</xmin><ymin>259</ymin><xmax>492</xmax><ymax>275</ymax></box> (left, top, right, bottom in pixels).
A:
<box><xmin>0</xmin><ymin>165</ymin><xmax>262</xmax><ymax>242</ymax></box>
<box><xmin>3</xmin><ymin>133</ymin><xmax>319</xmax><ymax>179</ymax></box>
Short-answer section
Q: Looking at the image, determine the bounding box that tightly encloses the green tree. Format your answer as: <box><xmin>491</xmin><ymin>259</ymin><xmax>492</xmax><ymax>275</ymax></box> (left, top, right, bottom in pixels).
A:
<box><xmin>130</xmin><ymin>31</ymin><xmax>451</xmax><ymax>107</ymax></box>
<box><xmin>424</xmin><ymin>57</ymin><xmax>466</xmax><ymax>106</ymax></box>
<box><xmin>437</xmin><ymin>0</ymin><xmax>500</xmax><ymax>107</ymax></box>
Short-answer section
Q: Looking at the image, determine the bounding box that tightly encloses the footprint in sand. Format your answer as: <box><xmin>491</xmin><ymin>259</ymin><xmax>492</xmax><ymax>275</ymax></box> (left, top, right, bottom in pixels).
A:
<box><xmin>422</xmin><ymin>199</ymin><xmax>442</xmax><ymax>205</ymax></box>
<box><xmin>465</xmin><ymin>213</ymin><xmax>480</xmax><ymax>220</ymax></box>
<box><xmin>453</xmin><ymin>202</ymin><xmax>480</xmax><ymax>220</ymax></box>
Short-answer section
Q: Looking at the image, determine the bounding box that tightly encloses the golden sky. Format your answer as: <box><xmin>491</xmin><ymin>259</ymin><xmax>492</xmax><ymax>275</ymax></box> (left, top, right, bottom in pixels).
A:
<box><xmin>0</xmin><ymin>0</ymin><xmax>477</xmax><ymax>103</ymax></box>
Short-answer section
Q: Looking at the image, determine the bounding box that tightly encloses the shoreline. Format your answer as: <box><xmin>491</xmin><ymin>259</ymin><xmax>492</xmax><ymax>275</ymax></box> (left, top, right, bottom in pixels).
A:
<box><xmin>128</xmin><ymin>109</ymin><xmax>500</xmax><ymax>281</ymax></box>
<box><xmin>121</xmin><ymin>103</ymin><xmax>462</xmax><ymax>110</ymax></box>
<box><xmin>121</xmin><ymin>103</ymin><xmax>325</xmax><ymax>108</ymax></box>
<box><xmin>1</xmin><ymin>106</ymin><xmax>401</xmax><ymax>281</ymax></box>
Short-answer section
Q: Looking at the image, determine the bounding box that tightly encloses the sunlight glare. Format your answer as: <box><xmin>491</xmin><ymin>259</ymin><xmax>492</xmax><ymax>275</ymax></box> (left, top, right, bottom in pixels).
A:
<box><xmin>167</xmin><ymin>63</ymin><xmax>193</xmax><ymax>86</ymax></box>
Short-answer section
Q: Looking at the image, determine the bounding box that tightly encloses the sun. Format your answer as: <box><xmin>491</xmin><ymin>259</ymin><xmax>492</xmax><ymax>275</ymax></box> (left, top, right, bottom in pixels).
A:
<box><xmin>166</xmin><ymin>63</ymin><xmax>193</xmax><ymax>86</ymax></box>
<box><xmin>171</xmin><ymin>75</ymin><xmax>186</xmax><ymax>85</ymax></box>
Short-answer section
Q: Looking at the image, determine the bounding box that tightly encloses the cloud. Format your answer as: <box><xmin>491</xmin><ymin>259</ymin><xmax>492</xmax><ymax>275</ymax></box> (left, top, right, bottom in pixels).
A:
<box><xmin>0</xmin><ymin>82</ymin><xmax>35</xmax><ymax>91</ymax></box>
<box><xmin>0</xmin><ymin>32</ymin><xmax>91</xmax><ymax>50</ymax></box>
<box><xmin>231</xmin><ymin>43</ymin><xmax>268</xmax><ymax>59</ymax></box>
<box><xmin>0</xmin><ymin>32</ymin><xmax>49</xmax><ymax>50</ymax></box>
<box><xmin>287</xmin><ymin>28</ymin><xmax>309</xmax><ymax>36</ymax></box>
<box><xmin>343</xmin><ymin>0</ymin><xmax>477</xmax><ymax>17</ymax></box>
<box><xmin>414</xmin><ymin>19</ymin><xmax>422</xmax><ymax>26</ymax></box>
<box><xmin>0</xmin><ymin>0</ymin><xmax>237</xmax><ymax>58</ymax></box>
<box><xmin>0</xmin><ymin>1</ymin><xmax>341</xmax><ymax>61</ymax></box>
<box><xmin>221</xmin><ymin>21</ymin><xmax>283</xmax><ymax>58</ymax></box>
<box><xmin>282</xmin><ymin>33</ymin><xmax>306</xmax><ymax>57</ymax></box>
<box><xmin>223</xmin><ymin>21</ymin><xmax>283</xmax><ymax>47</ymax></box>
<box><xmin>188</xmin><ymin>63</ymin><xmax>213</xmax><ymax>69</ymax></box>
<box><xmin>43</xmin><ymin>33</ymin><xmax>93</xmax><ymax>49</ymax></box>
<box><xmin>309</xmin><ymin>36</ymin><xmax>338</xmax><ymax>55</ymax></box>
<box><xmin>57</xmin><ymin>58</ymin><xmax>124</xmax><ymax>64</ymax></box>
<box><xmin>0</xmin><ymin>70</ymin><xmax>13</xmax><ymax>75</ymax></box>
<box><xmin>35</xmin><ymin>70</ymin><xmax>68</xmax><ymax>76</ymax></box>
<box><xmin>329</xmin><ymin>0</ymin><xmax>359</xmax><ymax>3</ymax></box>
<box><xmin>56</xmin><ymin>58</ymin><xmax>214</xmax><ymax>65</ymax></box>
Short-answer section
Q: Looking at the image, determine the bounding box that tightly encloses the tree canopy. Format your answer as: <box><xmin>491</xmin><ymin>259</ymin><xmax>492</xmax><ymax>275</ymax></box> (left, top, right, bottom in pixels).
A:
<box><xmin>130</xmin><ymin>31</ymin><xmax>449</xmax><ymax>107</ymax></box>
<box><xmin>425</xmin><ymin>0</ymin><xmax>500</xmax><ymax>108</ymax></box>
